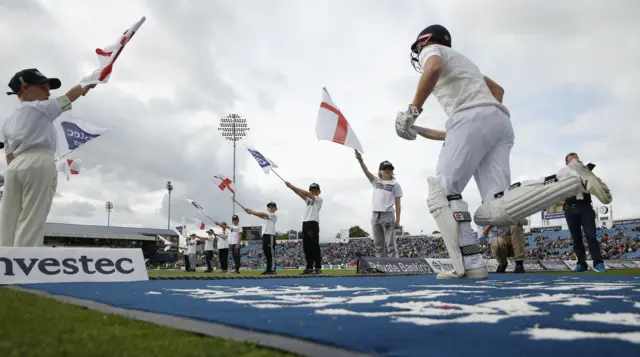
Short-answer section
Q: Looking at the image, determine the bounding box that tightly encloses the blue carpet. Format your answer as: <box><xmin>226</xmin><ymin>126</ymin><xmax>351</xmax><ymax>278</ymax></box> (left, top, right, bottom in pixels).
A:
<box><xmin>22</xmin><ymin>274</ymin><xmax>640</xmax><ymax>357</ymax></box>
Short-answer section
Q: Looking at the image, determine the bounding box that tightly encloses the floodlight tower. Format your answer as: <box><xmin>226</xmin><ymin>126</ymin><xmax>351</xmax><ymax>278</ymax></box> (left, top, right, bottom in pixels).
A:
<box><xmin>166</xmin><ymin>180</ymin><xmax>173</xmax><ymax>229</ymax></box>
<box><xmin>105</xmin><ymin>201</ymin><xmax>114</xmax><ymax>226</ymax></box>
<box><xmin>218</xmin><ymin>114</ymin><xmax>250</xmax><ymax>216</ymax></box>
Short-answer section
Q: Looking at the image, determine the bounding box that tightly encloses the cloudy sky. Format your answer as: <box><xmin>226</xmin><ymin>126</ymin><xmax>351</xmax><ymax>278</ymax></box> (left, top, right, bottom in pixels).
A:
<box><xmin>1</xmin><ymin>0</ymin><xmax>638</xmax><ymax>241</ymax></box>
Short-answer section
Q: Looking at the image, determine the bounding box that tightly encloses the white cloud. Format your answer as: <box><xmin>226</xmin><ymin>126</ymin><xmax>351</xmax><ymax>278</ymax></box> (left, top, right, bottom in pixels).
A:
<box><xmin>1</xmin><ymin>0</ymin><xmax>638</xmax><ymax>240</ymax></box>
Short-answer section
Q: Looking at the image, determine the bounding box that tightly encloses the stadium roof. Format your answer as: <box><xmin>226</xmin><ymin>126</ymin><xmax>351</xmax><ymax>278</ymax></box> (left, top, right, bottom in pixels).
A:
<box><xmin>44</xmin><ymin>222</ymin><xmax>178</xmax><ymax>241</ymax></box>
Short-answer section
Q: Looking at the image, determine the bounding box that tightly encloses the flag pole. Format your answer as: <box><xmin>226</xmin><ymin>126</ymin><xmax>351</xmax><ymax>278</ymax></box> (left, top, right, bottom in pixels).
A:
<box><xmin>270</xmin><ymin>168</ymin><xmax>286</xmax><ymax>183</ymax></box>
<box><xmin>231</xmin><ymin>197</ymin><xmax>246</xmax><ymax>210</ymax></box>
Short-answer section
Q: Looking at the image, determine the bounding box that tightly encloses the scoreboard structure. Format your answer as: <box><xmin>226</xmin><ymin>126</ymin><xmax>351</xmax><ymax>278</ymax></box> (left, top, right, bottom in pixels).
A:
<box><xmin>242</xmin><ymin>226</ymin><xmax>262</xmax><ymax>241</ymax></box>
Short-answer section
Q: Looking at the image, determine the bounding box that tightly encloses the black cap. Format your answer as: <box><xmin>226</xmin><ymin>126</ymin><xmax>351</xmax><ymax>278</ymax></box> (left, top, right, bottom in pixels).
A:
<box><xmin>7</xmin><ymin>68</ymin><xmax>61</xmax><ymax>96</ymax></box>
<box><xmin>379</xmin><ymin>161</ymin><xmax>394</xmax><ymax>171</ymax></box>
<box><xmin>232</xmin><ymin>215</ymin><xmax>239</xmax><ymax>220</ymax></box>
<box><xmin>267</xmin><ymin>201</ymin><xmax>277</xmax><ymax>209</ymax></box>
<box><xmin>309</xmin><ymin>183</ymin><xmax>320</xmax><ymax>191</ymax></box>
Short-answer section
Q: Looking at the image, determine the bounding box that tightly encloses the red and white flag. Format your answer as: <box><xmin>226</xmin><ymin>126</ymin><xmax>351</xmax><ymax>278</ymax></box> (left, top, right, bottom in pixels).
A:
<box><xmin>191</xmin><ymin>218</ymin><xmax>206</xmax><ymax>230</ymax></box>
<box><xmin>316</xmin><ymin>87</ymin><xmax>364</xmax><ymax>153</ymax></box>
<box><xmin>56</xmin><ymin>158</ymin><xmax>82</xmax><ymax>181</ymax></box>
<box><xmin>212</xmin><ymin>174</ymin><xmax>235</xmax><ymax>194</ymax></box>
<box><xmin>80</xmin><ymin>16</ymin><xmax>146</xmax><ymax>87</ymax></box>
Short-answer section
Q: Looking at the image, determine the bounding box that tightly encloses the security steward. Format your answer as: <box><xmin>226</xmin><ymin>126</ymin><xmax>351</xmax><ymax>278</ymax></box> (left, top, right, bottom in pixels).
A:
<box><xmin>562</xmin><ymin>153</ymin><xmax>606</xmax><ymax>273</ymax></box>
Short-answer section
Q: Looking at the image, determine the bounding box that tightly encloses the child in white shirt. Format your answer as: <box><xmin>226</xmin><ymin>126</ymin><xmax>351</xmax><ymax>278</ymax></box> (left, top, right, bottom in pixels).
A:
<box><xmin>227</xmin><ymin>215</ymin><xmax>243</xmax><ymax>274</ymax></box>
<box><xmin>245</xmin><ymin>202</ymin><xmax>278</xmax><ymax>275</ymax></box>
<box><xmin>355</xmin><ymin>150</ymin><xmax>403</xmax><ymax>258</ymax></box>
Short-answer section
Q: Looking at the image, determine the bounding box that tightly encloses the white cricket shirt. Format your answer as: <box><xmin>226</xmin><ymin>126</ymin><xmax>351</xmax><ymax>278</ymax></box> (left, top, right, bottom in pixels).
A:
<box><xmin>2</xmin><ymin>96</ymin><xmax>71</xmax><ymax>157</ymax></box>
<box><xmin>418</xmin><ymin>45</ymin><xmax>510</xmax><ymax>118</ymax></box>
<box><xmin>217</xmin><ymin>231</ymin><xmax>229</xmax><ymax>250</ymax></box>
<box><xmin>187</xmin><ymin>238</ymin><xmax>196</xmax><ymax>254</ymax></box>
<box><xmin>371</xmin><ymin>177</ymin><xmax>403</xmax><ymax>212</ymax></box>
<box><xmin>262</xmin><ymin>213</ymin><xmax>278</xmax><ymax>235</ymax></box>
<box><xmin>204</xmin><ymin>234</ymin><xmax>215</xmax><ymax>251</ymax></box>
<box><xmin>228</xmin><ymin>225</ymin><xmax>241</xmax><ymax>245</ymax></box>
<box><xmin>302</xmin><ymin>196</ymin><xmax>323</xmax><ymax>223</ymax></box>
<box><xmin>556</xmin><ymin>165</ymin><xmax>586</xmax><ymax>199</ymax></box>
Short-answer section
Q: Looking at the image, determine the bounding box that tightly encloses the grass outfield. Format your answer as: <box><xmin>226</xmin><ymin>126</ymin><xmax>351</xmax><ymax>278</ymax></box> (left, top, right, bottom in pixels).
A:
<box><xmin>2</xmin><ymin>267</ymin><xmax>638</xmax><ymax>357</ymax></box>
<box><xmin>0</xmin><ymin>288</ymin><xmax>296</xmax><ymax>357</ymax></box>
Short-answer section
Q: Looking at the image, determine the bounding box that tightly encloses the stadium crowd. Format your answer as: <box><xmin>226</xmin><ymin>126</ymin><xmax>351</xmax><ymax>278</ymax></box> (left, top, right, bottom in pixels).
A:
<box><xmin>182</xmin><ymin>223</ymin><xmax>640</xmax><ymax>270</ymax></box>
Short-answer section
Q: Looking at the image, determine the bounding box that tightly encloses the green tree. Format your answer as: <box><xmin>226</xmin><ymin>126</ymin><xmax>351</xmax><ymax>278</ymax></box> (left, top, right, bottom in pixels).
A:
<box><xmin>349</xmin><ymin>225</ymin><xmax>369</xmax><ymax>238</ymax></box>
<box><xmin>275</xmin><ymin>232</ymin><xmax>289</xmax><ymax>240</ymax></box>
<box><xmin>432</xmin><ymin>230</ymin><xmax>440</xmax><ymax>234</ymax></box>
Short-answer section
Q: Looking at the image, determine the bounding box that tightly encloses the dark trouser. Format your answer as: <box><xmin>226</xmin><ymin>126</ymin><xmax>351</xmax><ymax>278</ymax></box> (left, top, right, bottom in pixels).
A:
<box><xmin>564</xmin><ymin>203</ymin><xmax>603</xmax><ymax>267</ymax></box>
<box><xmin>262</xmin><ymin>234</ymin><xmax>275</xmax><ymax>272</ymax></box>
<box><xmin>183</xmin><ymin>253</ymin><xmax>190</xmax><ymax>271</ymax></box>
<box><xmin>205</xmin><ymin>250</ymin><xmax>214</xmax><ymax>271</ymax></box>
<box><xmin>229</xmin><ymin>244</ymin><xmax>241</xmax><ymax>272</ymax></box>
<box><xmin>302</xmin><ymin>221</ymin><xmax>321</xmax><ymax>270</ymax></box>
<box><xmin>218</xmin><ymin>248</ymin><xmax>229</xmax><ymax>271</ymax></box>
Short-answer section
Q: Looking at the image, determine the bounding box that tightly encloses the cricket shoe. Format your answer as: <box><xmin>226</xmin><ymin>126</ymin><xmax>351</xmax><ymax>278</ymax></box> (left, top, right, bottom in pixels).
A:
<box><xmin>568</xmin><ymin>160</ymin><xmax>612</xmax><ymax>204</ymax></box>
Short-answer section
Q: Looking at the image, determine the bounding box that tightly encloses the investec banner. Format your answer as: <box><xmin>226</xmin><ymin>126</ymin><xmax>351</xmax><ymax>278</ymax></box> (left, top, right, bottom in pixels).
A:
<box><xmin>357</xmin><ymin>257</ymin><xmax>433</xmax><ymax>274</ymax></box>
<box><xmin>538</xmin><ymin>260</ymin><xmax>570</xmax><ymax>271</ymax></box>
<box><xmin>0</xmin><ymin>247</ymin><xmax>148</xmax><ymax>285</ymax></box>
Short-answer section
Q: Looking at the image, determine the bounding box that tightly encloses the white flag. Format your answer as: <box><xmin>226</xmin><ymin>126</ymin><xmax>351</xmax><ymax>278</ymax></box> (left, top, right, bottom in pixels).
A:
<box><xmin>185</xmin><ymin>199</ymin><xmax>205</xmax><ymax>211</ymax></box>
<box><xmin>80</xmin><ymin>17</ymin><xmax>146</xmax><ymax>87</ymax></box>
<box><xmin>316</xmin><ymin>87</ymin><xmax>364</xmax><ymax>153</ymax></box>
<box><xmin>245</xmin><ymin>146</ymin><xmax>278</xmax><ymax>174</ymax></box>
<box><xmin>53</xmin><ymin>116</ymin><xmax>111</xmax><ymax>159</ymax></box>
<box><xmin>157</xmin><ymin>235</ymin><xmax>172</xmax><ymax>251</ymax></box>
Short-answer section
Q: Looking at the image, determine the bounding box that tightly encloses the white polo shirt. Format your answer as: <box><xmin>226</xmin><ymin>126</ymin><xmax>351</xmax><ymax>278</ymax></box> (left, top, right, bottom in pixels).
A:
<box><xmin>187</xmin><ymin>237</ymin><xmax>196</xmax><ymax>254</ymax></box>
<box><xmin>371</xmin><ymin>177</ymin><xmax>403</xmax><ymax>212</ymax></box>
<box><xmin>262</xmin><ymin>213</ymin><xmax>277</xmax><ymax>235</ymax></box>
<box><xmin>204</xmin><ymin>234</ymin><xmax>215</xmax><ymax>251</ymax></box>
<box><xmin>229</xmin><ymin>225</ymin><xmax>241</xmax><ymax>245</ymax></box>
<box><xmin>217</xmin><ymin>230</ymin><xmax>229</xmax><ymax>250</ymax></box>
<box><xmin>302</xmin><ymin>196</ymin><xmax>323</xmax><ymax>223</ymax></box>
<box><xmin>2</xmin><ymin>96</ymin><xmax>71</xmax><ymax>157</ymax></box>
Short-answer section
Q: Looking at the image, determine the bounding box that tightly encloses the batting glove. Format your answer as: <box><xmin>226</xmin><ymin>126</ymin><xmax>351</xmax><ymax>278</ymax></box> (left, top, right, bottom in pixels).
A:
<box><xmin>395</xmin><ymin>104</ymin><xmax>422</xmax><ymax>140</ymax></box>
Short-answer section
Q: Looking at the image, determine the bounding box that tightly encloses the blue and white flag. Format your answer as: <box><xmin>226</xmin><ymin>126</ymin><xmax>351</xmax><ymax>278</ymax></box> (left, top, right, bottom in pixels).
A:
<box><xmin>245</xmin><ymin>146</ymin><xmax>278</xmax><ymax>174</ymax></box>
<box><xmin>53</xmin><ymin>116</ymin><xmax>111</xmax><ymax>158</ymax></box>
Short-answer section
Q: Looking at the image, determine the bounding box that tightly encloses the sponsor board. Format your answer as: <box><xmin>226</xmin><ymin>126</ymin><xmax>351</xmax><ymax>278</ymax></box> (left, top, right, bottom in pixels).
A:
<box><xmin>486</xmin><ymin>258</ymin><xmax>515</xmax><ymax>273</ymax></box>
<box><xmin>538</xmin><ymin>260</ymin><xmax>570</xmax><ymax>271</ymax></box>
<box><xmin>604</xmin><ymin>260</ymin><xmax>628</xmax><ymax>269</ymax></box>
<box><xmin>564</xmin><ymin>260</ymin><xmax>594</xmax><ymax>271</ymax></box>
<box><xmin>357</xmin><ymin>257</ymin><xmax>433</xmax><ymax>274</ymax></box>
<box><xmin>520</xmin><ymin>260</ymin><xmax>546</xmax><ymax>272</ymax></box>
<box><xmin>617</xmin><ymin>260</ymin><xmax>639</xmax><ymax>269</ymax></box>
<box><xmin>0</xmin><ymin>247</ymin><xmax>148</xmax><ymax>284</ymax></box>
<box><xmin>424</xmin><ymin>258</ymin><xmax>453</xmax><ymax>274</ymax></box>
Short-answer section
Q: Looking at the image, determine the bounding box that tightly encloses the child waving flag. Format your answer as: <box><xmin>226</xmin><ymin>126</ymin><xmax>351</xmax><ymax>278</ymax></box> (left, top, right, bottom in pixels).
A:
<box><xmin>354</xmin><ymin>150</ymin><xmax>403</xmax><ymax>259</ymax></box>
<box><xmin>244</xmin><ymin>202</ymin><xmax>278</xmax><ymax>275</ymax></box>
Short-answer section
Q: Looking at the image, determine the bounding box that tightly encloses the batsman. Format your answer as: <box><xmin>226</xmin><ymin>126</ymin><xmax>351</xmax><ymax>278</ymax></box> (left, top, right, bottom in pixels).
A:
<box><xmin>396</xmin><ymin>24</ymin><xmax>612</xmax><ymax>279</ymax></box>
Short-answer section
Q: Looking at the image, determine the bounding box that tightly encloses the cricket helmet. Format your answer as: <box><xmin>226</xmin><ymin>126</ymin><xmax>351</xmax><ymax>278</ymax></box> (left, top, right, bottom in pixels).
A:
<box><xmin>410</xmin><ymin>24</ymin><xmax>451</xmax><ymax>72</ymax></box>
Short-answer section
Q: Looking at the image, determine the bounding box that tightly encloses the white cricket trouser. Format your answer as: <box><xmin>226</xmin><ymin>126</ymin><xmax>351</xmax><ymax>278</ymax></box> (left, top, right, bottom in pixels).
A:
<box><xmin>0</xmin><ymin>149</ymin><xmax>58</xmax><ymax>247</ymax></box>
<box><xmin>436</xmin><ymin>105</ymin><xmax>514</xmax><ymax>267</ymax></box>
